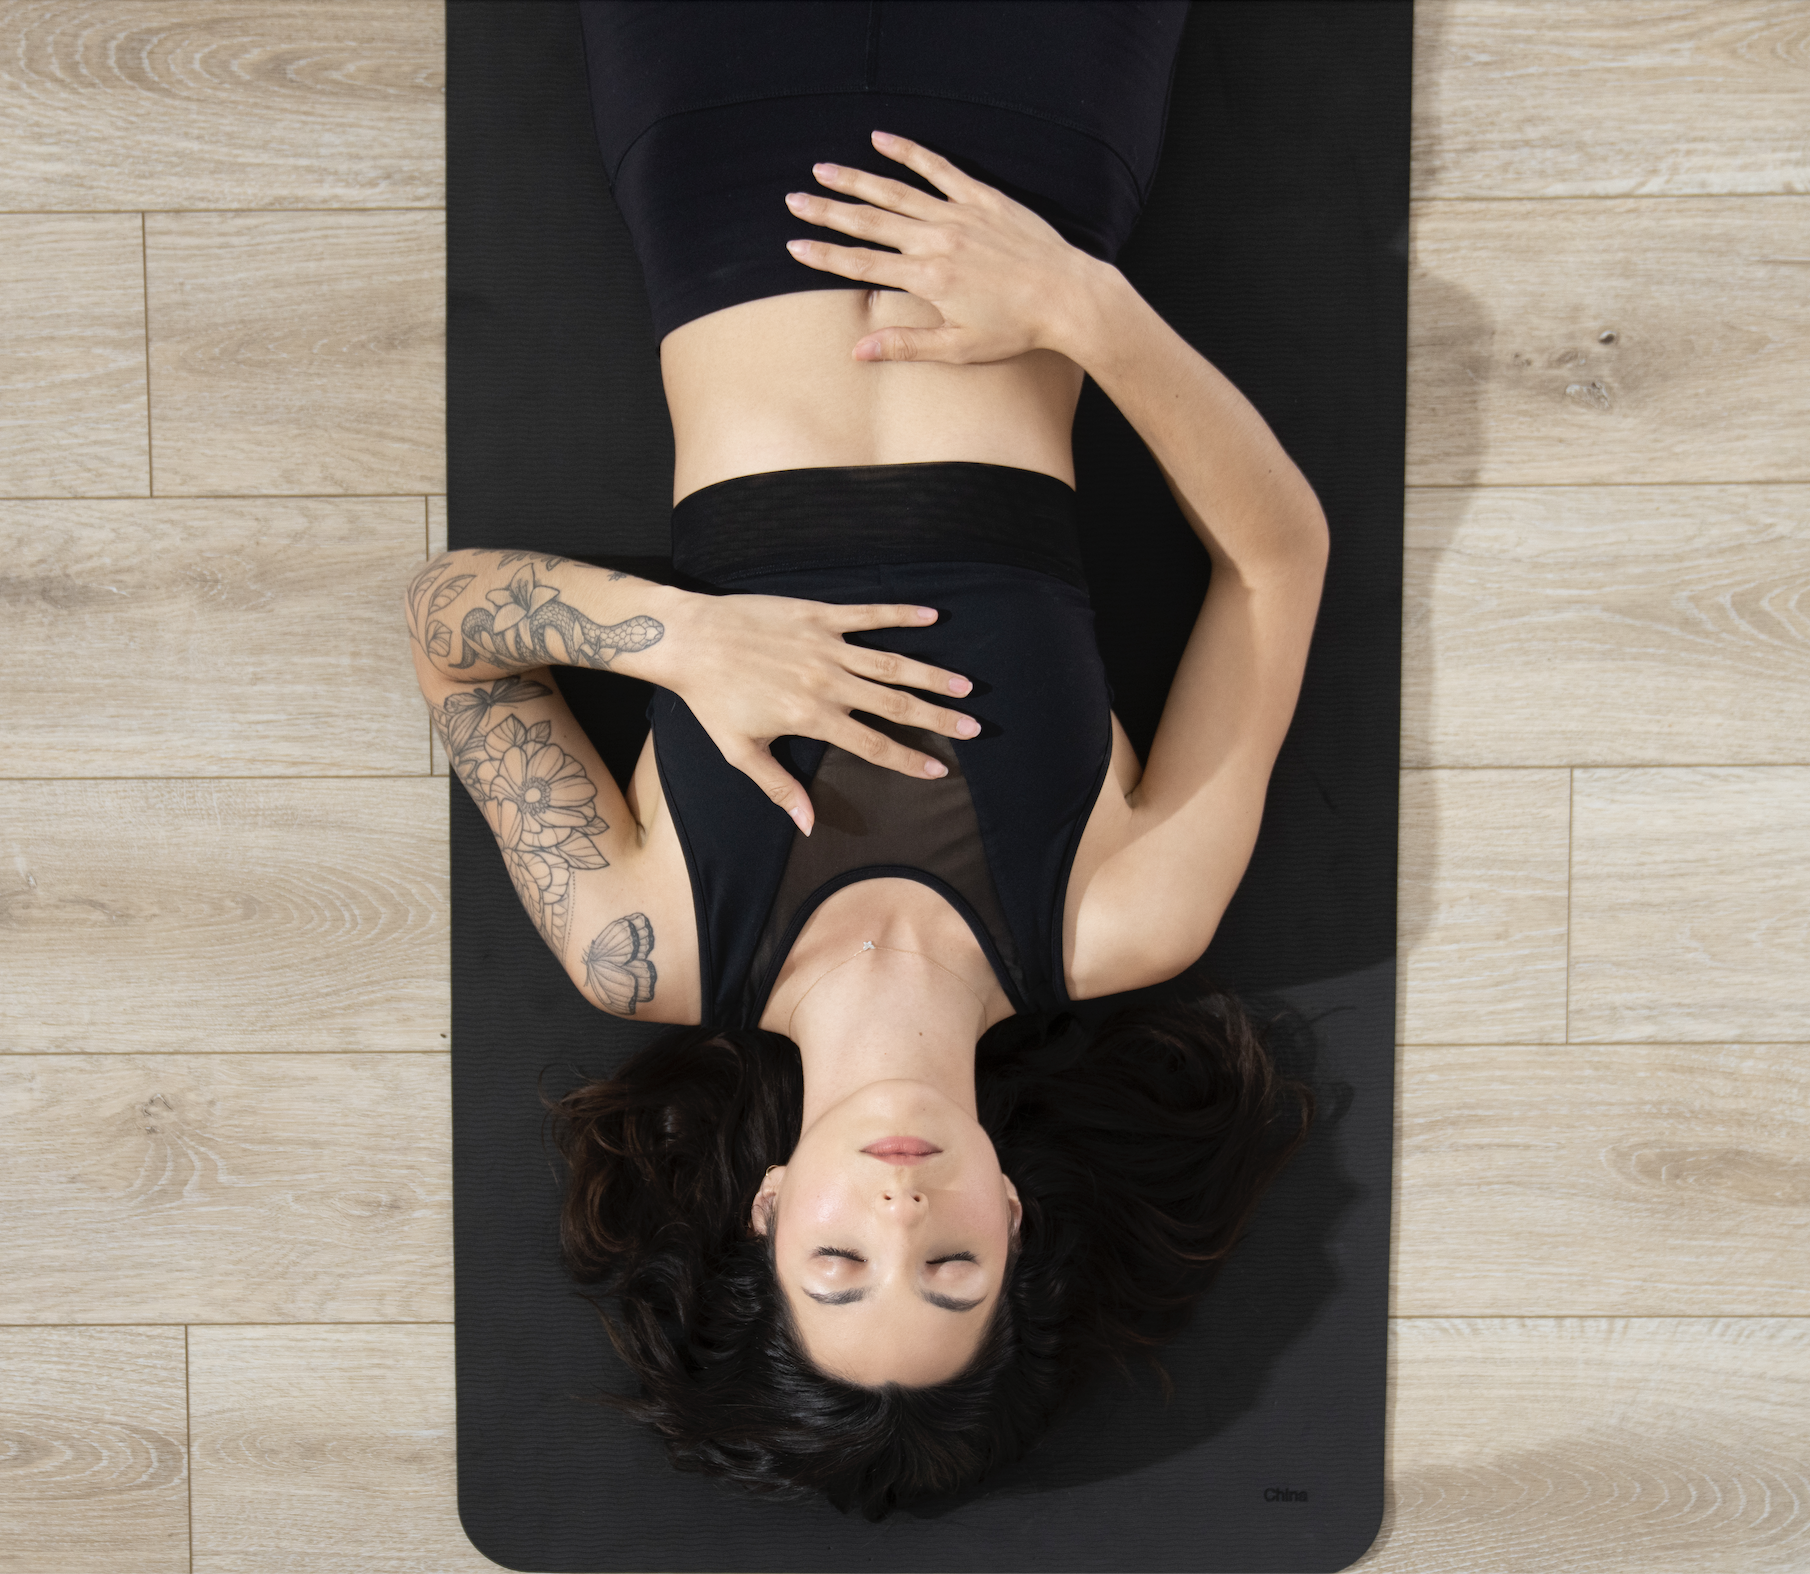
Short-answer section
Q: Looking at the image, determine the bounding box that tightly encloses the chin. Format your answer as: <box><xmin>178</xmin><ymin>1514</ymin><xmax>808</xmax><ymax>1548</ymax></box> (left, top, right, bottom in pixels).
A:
<box><xmin>845</xmin><ymin>1079</ymin><xmax>970</xmax><ymax>1119</ymax></box>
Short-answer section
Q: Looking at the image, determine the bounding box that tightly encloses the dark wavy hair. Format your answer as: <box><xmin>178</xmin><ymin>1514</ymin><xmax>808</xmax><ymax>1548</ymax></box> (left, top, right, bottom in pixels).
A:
<box><xmin>545</xmin><ymin>990</ymin><xmax>1312</xmax><ymax>1519</ymax></box>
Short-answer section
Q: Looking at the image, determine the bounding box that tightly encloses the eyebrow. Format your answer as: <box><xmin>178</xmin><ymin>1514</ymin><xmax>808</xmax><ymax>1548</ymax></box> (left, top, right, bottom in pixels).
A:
<box><xmin>802</xmin><ymin>1287</ymin><xmax>985</xmax><ymax>1313</ymax></box>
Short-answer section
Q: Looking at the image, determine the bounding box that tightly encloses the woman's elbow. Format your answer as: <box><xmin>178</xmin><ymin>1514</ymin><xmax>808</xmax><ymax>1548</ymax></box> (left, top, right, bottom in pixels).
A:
<box><xmin>1286</xmin><ymin>503</ymin><xmax>1330</xmax><ymax>581</ymax></box>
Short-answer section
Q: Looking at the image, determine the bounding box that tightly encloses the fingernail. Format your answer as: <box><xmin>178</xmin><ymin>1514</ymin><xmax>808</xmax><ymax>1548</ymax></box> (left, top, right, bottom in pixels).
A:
<box><xmin>813</xmin><ymin>162</ymin><xmax>838</xmax><ymax>176</ymax></box>
<box><xmin>923</xmin><ymin>759</ymin><xmax>948</xmax><ymax>778</ymax></box>
<box><xmin>872</xmin><ymin>130</ymin><xmax>896</xmax><ymax>144</ymax></box>
<box><xmin>946</xmin><ymin>675</ymin><xmax>970</xmax><ymax>694</ymax></box>
<box><xmin>785</xmin><ymin>191</ymin><xmax>807</xmax><ymax>207</ymax></box>
<box><xmin>956</xmin><ymin>717</ymin><xmax>980</xmax><ymax>738</ymax></box>
<box><xmin>786</xmin><ymin>239</ymin><xmax>807</xmax><ymax>255</ymax></box>
<box><xmin>790</xmin><ymin>807</ymin><xmax>813</xmax><ymax>836</ymax></box>
<box><xmin>916</xmin><ymin>606</ymin><xmax>938</xmax><ymax>622</ymax></box>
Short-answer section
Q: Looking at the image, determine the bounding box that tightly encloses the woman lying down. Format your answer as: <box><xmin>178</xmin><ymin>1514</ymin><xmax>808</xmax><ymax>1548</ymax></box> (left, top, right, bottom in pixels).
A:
<box><xmin>407</xmin><ymin>1</ymin><xmax>1324</xmax><ymax>1520</ymax></box>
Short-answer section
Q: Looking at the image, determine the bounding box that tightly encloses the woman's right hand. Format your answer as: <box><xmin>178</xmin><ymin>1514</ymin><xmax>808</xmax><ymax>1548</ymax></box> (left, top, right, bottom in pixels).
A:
<box><xmin>664</xmin><ymin>590</ymin><xmax>979</xmax><ymax>835</ymax></box>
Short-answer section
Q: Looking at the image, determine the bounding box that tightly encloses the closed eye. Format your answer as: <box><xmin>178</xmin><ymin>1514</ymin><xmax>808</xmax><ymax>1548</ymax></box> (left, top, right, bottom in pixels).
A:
<box><xmin>801</xmin><ymin>1249</ymin><xmax>985</xmax><ymax>1312</ymax></box>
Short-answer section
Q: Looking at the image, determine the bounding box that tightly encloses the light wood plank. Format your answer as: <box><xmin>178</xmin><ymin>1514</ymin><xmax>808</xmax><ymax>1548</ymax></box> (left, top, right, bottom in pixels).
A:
<box><xmin>1396</xmin><ymin>1044</ymin><xmax>1810</xmax><ymax>1316</ymax></box>
<box><xmin>1408</xmin><ymin>198</ymin><xmax>1810</xmax><ymax>487</ymax></box>
<box><xmin>427</xmin><ymin>496</ymin><xmax>446</xmax><ymax>777</ymax></box>
<box><xmin>1398</xmin><ymin>769</ymin><xmax>1570</xmax><ymax>1044</ymax></box>
<box><xmin>0</xmin><ymin>498</ymin><xmax>427</xmax><ymax>776</ymax></box>
<box><xmin>1366</xmin><ymin>1319</ymin><xmax>1810</xmax><ymax>1572</ymax></box>
<box><xmin>0</xmin><ymin>1055</ymin><xmax>451</xmax><ymax>1323</ymax></box>
<box><xmin>0</xmin><ymin>1326</ymin><xmax>188</xmax><ymax>1574</ymax></box>
<box><xmin>1414</xmin><ymin>0</ymin><xmax>1810</xmax><ymax>199</ymax></box>
<box><xmin>0</xmin><ymin>777</ymin><xmax>449</xmax><ymax>1052</ymax></box>
<box><xmin>1571</xmin><ymin>767</ymin><xmax>1810</xmax><ymax>1041</ymax></box>
<box><xmin>1404</xmin><ymin>484</ymin><xmax>1810</xmax><ymax>767</ymax></box>
<box><xmin>188</xmin><ymin>1325</ymin><xmax>499</xmax><ymax>1574</ymax></box>
<box><xmin>0</xmin><ymin>1</ymin><xmax>442</xmax><ymax>212</ymax></box>
<box><xmin>0</xmin><ymin>213</ymin><xmax>148</xmax><ymax>497</ymax></box>
<box><xmin>145</xmin><ymin>211</ymin><xmax>444</xmax><ymax>496</ymax></box>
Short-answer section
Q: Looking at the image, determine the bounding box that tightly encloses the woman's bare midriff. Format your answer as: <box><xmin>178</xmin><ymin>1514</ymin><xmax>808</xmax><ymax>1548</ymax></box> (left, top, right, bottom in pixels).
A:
<box><xmin>627</xmin><ymin>288</ymin><xmax>1145</xmax><ymax>1012</ymax></box>
<box><xmin>661</xmin><ymin>288</ymin><xmax>1084</xmax><ymax>504</ymax></box>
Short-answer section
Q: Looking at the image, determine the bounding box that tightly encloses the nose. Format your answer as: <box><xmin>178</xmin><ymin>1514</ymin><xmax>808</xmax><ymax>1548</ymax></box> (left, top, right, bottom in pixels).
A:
<box><xmin>879</xmin><ymin>1182</ymin><xmax>926</xmax><ymax>1209</ymax></box>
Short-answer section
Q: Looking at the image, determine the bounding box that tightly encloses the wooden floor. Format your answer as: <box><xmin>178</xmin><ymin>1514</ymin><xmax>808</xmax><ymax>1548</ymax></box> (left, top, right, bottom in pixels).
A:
<box><xmin>1</xmin><ymin>3</ymin><xmax>1805</xmax><ymax>1569</ymax></box>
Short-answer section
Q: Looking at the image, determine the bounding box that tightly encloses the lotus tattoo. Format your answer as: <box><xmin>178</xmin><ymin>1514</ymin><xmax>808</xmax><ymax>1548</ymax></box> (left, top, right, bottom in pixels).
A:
<box><xmin>451</xmin><ymin>563</ymin><xmax>662</xmax><ymax>671</ymax></box>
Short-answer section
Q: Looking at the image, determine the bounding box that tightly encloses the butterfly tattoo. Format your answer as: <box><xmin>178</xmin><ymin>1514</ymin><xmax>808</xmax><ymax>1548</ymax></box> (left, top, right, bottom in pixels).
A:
<box><xmin>584</xmin><ymin>912</ymin><xmax>658</xmax><ymax>1015</ymax></box>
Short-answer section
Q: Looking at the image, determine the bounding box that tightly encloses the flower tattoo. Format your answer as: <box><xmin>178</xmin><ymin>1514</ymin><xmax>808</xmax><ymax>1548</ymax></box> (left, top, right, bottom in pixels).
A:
<box><xmin>434</xmin><ymin>683</ymin><xmax>610</xmax><ymax>958</ymax></box>
<box><xmin>459</xmin><ymin>563</ymin><xmax>660</xmax><ymax>671</ymax></box>
<box><xmin>411</xmin><ymin>554</ymin><xmax>666</xmax><ymax>1012</ymax></box>
<box><xmin>407</xmin><ymin>556</ymin><xmax>663</xmax><ymax>672</ymax></box>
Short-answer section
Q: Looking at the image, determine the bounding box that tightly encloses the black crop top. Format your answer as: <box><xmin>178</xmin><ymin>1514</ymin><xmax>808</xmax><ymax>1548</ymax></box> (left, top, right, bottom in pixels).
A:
<box><xmin>578</xmin><ymin>1</ymin><xmax>1190</xmax><ymax>341</ymax></box>
<box><xmin>646</xmin><ymin>463</ymin><xmax>1115</xmax><ymax>1028</ymax></box>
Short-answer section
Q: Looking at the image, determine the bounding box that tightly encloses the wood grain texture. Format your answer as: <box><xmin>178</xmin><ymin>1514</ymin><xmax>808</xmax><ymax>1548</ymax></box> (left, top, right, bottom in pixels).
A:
<box><xmin>0</xmin><ymin>777</ymin><xmax>449</xmax><ymax>1052</ymax></box>
<box><xmin>1398</xmin><ymin>769</ymin><xmax>1570</xmax><ymax>1044</ymax></box>
<box><xmin>0</xmin><ymin>498</ymin><xmax>428</xmax><ymax>776</ymax></box>
<box><xmin>0</xmin><ymin>1055</ymin><xmax>452</xmax><ymax>1323</ymax></box>
<box><xmin>1407</xmin><ymin>198</ymin><xmax>1810</xmax><ymax>487</ymax></box>
<box><xmin>145</xmin><ymin>211</ymin><xmax>444</xmax><ymax>496</ymax></box>
<box><xmin>187</xmin><ymin>1325</ymin><xmax>499</xmax><ymax>1574</ymax></box>
<box><xmin>1571</xmin><ymin>767</ymin><xmax>1810</xmax><ymax>1041</ymax></box>
<box><xmin>0</xmin><ymin>1325</ymin><xmax>188</xmax><ymax>1574</ymax></box>
<box><xmin>1367</xmin><ymin>1319</ymin><xmax>1810</xmax><ymax>1572</ymax></box>
<box><xmin>1415</xmin><ymin>0</ymin><xmax>1810</xmax><ymax>199</ymax></box>
<box><xmin>427</xmin><ymin>495</ymin><xmax>445</xmax><ymax>778</ymax></box>
<box><xmin>0</xmin><ymin>212</ymin><xmax>148</xmax><ymax>498</ymax></box>
<box><xmin>1403</xmin><ymin>484</ymin><xmax>1810</xmax><ymax>767</ymax></box>
<box><xmin>1396</xmin><ymin>1044</ymin><xmax>1810</xmax><ymax>1316</ymax></box>
<box><xmin>0</xmin><ymin>1</ymin><xmax>442</xmax><ymax>211</ymax></box>
<box><xmin>0</xmin><ymin>4</ymin><xmax>1797</xmax><ymax>1568</ymax></box>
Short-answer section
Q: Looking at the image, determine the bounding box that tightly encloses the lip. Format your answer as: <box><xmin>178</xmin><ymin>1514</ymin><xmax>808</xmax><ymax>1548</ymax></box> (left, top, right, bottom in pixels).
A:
<box><xmin>862</xmin><ymin>1137</ymin><xmax>942</xmax><ymax>1165</ymax></box>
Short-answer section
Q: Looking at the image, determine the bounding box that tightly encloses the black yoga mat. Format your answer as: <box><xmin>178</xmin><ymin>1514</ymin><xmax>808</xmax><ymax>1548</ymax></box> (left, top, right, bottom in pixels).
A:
<box><xmin>447</xmin><ymin>4</ymin><xmax>1409</xmax><ymax>1569</ymax></box>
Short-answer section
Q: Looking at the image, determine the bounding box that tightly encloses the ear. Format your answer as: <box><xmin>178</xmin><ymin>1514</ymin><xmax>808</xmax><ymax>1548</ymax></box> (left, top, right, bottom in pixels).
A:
<box><xmin>1001</xmin><ymin>1173</ymin><xmax>1023</xmax><ymax>1237</ymax></box>
<box><xmin>750</xmin><ymin>1166</ymin><xmax>786</xmax><ymax>1238</ymax></box>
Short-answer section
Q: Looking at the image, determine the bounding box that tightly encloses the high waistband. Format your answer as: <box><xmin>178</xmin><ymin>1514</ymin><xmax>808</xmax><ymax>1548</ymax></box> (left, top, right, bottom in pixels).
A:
<box><xmin>669</xmin><ymin>461</ymin><xmax>1088</xmax><ymax>591</ymax></box>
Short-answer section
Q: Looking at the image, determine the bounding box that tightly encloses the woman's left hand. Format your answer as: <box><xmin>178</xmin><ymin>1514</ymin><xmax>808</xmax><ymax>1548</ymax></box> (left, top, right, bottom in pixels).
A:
<box><xmin>783</xmin><ymin>130</ymin><xmax>1103</xmax><ymax>365</ymax></box>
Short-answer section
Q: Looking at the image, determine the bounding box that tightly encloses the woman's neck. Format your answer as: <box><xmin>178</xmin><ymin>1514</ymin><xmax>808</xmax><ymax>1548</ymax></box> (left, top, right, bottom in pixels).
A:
<box><xmin>768</xmin><ymin>880</ymin><xmax>1011</xmax><ymax>1131</ymax></box>
<box><xmin>791</xmin><ymin>950</ymin><xmax>987</xmax><ymax>1129</ymax></box>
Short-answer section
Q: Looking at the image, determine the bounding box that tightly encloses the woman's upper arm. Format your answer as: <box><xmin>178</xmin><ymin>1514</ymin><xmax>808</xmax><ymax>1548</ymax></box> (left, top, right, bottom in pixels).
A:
<box><xmin>1072</xmin><ymin>506</ymin><xmax>1327</xmax><ymax>995</ymax></box>
<box><xmin>412</xmin><ymin>645</ymin><xmax>674</xmax><ymax>1018</ymax></box>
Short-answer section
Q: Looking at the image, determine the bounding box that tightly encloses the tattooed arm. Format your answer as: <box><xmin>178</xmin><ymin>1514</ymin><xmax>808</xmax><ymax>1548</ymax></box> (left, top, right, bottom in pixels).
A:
<box><xmin>406</xmin><ymin>549</ymin><xmax>981</xmax><ymax>832</ymax></box>
<box><xmin>405</xmin><ymin>551</ymin><xmax>670</xmax><ymax>684</ymax></box>
<box><xmin>412</xmin><ymin>642</ymin><xmax>671</xmax><ymax>1016</ymax></box>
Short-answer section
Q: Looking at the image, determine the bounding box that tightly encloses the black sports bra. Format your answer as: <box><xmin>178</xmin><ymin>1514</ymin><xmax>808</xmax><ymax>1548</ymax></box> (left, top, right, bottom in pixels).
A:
<box><xmin>578</xmin><ymin>0</ymin><xmax>1190</xmax><ymax>341</ymax></box>
<box><xmin>647</xmin><ymin>463</ymin><xmax>1115</xmax><ymax>1029</ymax></box>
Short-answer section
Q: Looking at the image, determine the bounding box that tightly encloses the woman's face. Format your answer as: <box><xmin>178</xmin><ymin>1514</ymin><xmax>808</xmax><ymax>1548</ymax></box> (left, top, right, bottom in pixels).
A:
<box><xmin>753</xmin><ymin>1079</ymin><xmax>1021</xmax><ymax>1387</ymax></box>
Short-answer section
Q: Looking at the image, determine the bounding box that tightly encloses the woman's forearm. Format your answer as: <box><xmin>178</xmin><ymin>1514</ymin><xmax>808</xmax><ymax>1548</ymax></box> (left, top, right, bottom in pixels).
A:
<box><xmin>404</xmin><ymin>550</ymin><xmax>694</xmax><ymax>688</ymax></box>
<box><xmin>1049</xmin><ymin>262</ymin><xmax>1329</xmax><ymax>579</ymax></box>
<box><xmin>405</xmin><ymin>548</ymin><xmax>986</xmax><ymax>817</ymax></box>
